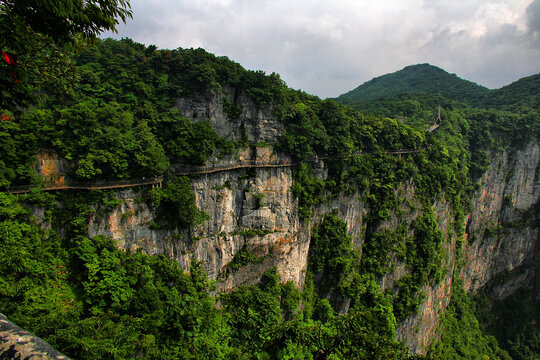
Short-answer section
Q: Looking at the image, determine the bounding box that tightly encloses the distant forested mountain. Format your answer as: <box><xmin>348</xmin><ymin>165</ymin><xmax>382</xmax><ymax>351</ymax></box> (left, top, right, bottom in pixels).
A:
<box><xmin>335</xmin><ymin>63</ymin><xmax>540</xmax><ymax>112</ymax></box>
<box><xmin>485</xmin><ymin>73</ymin><xmax>540</xmax><ymax>110</ymax></box>
<box><xmin>335</xmin><ymin>64</ymin><xmax>490</xmax><ymax>107</ymax></box>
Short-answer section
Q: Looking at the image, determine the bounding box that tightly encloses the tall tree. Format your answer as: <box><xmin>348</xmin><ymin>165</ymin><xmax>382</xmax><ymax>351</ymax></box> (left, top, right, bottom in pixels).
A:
<box><xmin>0</xmin><ymin>0</ymin><xmax>132</xmax><ymax>110</ymax></box>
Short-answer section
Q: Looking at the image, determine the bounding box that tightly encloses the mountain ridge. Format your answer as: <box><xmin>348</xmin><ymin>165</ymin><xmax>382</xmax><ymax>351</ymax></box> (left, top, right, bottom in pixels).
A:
<box><xmin>336</xmin><ymin>63</ymin><xmax>490</xmax><ymax>106</ymax></box>
<box><xmin>485</xmin><ymin>73</ymin><xmax>540</xmax><ymax>109</ymax></box>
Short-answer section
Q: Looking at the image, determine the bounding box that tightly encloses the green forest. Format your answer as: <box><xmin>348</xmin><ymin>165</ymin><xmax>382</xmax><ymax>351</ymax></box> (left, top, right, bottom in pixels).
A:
<box><xmin>1</xmin><ymin>1</ymin><xmax>539</xmax><ymax>359</ymax></box>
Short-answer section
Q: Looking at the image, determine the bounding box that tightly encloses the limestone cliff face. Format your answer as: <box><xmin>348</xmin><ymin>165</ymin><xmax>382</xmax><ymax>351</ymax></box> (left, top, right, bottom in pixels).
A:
<box><xmin>89</xmin><ymin>146</ymin><xmax>306</xmax><ymax>293</ymax></box>
<box><xmin>190</xmin><ymin>151</ymin><xmax>307</xmax><ymax>292</ymax></box>
<box><xmin>85</xmin><ymin>89</ymin><xmax>539</xmax><ymax>353</ymax></box>
<box><xmin>395</xmin><ymin>198</ymin><xmax>457</xmax><ymax>353</ymax></box>
<box><xmin>310</xmin><ymin>183</ymin><xmax>458</xmax><ymax>354</ymax></box>
<box><xmin>395</xmin><ymin>141</ymin><xmax>540</xmax><ymax>351</ymax></box>
<box><xmin>176</xmin><ymin>86</ymin><xmax>284</xmax><ymax>144</ymax></box>
<box><xmin>462</xmin><ymin>141</ymin><xmax>540</xmax><ymax>298</ymax></box>
<box><xmin>90</xmin><ymin>89</ymin><xmax>303</xmax><ymax>293</ymax></box>
<box><xmin>89</xmin><ymin>155</ymin><xmax>455</xmax><ymax>353</ymax></box>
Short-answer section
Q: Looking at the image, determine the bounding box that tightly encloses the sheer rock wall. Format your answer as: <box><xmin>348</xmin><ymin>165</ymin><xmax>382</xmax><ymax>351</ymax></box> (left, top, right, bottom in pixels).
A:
<box><xmin>462</xmin><ymin>142</ymin><xmax>540</xmax><ymax>298</ymax></box>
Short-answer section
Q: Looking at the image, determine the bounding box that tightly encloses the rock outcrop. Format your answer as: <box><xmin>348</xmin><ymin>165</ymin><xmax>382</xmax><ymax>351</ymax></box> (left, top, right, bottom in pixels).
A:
<box><xmin>176</xmin><ymin>86</ymin><xmax>284</xmax><ymax>144</ymax></box>
<box><xmin>0</xmin><ymin>313</ymin><xmax>70</xmax><ymax>360</ymax></box>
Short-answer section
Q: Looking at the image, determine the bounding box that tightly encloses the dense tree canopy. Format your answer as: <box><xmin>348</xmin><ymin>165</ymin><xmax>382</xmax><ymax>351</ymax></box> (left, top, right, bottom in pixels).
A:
<box><xmin>0</xmin><ymin>0</ymin><xmax>132</xmax><ymax>110</ymax></box>
<box><xmin>0</xmin><ymin>0</ymin><xmax>132</xmax><ymax>51</ymax></box>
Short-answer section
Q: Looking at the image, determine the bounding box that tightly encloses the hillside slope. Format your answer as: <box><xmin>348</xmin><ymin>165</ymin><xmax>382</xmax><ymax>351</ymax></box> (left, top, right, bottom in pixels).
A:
<box><xmin>485</xmin><ymin>73</ymin><xmax>540</xmax><ymax>109</ymax></box>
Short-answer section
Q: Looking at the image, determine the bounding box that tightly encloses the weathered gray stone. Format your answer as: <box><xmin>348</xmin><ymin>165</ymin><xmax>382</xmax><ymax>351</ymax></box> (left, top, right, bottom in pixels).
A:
<box><xmin>0</xmin><ymin>313</ymin><xmax>70</xmax><ymax>360</ymax></box>
<box><xmin>462</xmin><ymin>142</ymin><xmax>540</xmax><ymax>296</ymax></box>
<box><xmin>176</xmin><ymin>86</ymin><xmax>284</xmax><ymax>144</ymax></box>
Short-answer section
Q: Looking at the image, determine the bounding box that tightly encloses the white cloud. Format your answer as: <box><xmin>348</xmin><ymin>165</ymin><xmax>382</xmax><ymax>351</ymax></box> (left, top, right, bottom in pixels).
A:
<box><xmin>103</xmin><ymin>0</ymin><xmax>540</xmax><ymax>97</ymax></box>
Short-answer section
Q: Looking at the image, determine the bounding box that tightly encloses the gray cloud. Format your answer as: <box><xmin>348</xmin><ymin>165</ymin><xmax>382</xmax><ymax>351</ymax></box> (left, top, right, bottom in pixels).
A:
<box><xmin>103</xmin><ymin>0</ymin><xmax>540</xmax><ymax>98</ymax></box>
<box><xmin>527</xmin><ymin>0</ymin><xmax>540</xmax><ymax>36</ymax></box>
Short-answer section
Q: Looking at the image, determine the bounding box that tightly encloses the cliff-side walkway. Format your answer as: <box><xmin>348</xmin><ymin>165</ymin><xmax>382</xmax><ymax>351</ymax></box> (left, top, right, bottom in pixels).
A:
<box><xmin>4</xmin><ymin>145</ymin><xmax>430</xmax><ymax>194</ymax></box>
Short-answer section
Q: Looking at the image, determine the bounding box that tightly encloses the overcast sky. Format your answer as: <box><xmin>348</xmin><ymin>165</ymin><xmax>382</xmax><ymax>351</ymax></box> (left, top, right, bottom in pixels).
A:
<box><xmin>102</xmin><ymin>0</ymin><xmax>540</xmax><ymax>98</ymax></box>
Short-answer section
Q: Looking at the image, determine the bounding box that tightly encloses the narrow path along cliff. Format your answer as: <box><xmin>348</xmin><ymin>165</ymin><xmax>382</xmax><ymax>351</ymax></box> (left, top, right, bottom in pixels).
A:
<box><xmin>4</xmin><ymin>145</ymin><xmax>432</xmax><ymax>194</ymax></box>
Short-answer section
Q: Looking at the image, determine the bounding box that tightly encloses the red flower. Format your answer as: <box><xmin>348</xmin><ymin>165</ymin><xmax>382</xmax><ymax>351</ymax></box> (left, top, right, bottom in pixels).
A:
<box><xmin>0</xmin><ymin>114</ymin><xmax>13</xmax><ymax>121</ymax></box>
<box><xmin>2</xmin><ymin>51</ymin><xmax>17</xmax><ymax>66</ymax></box>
